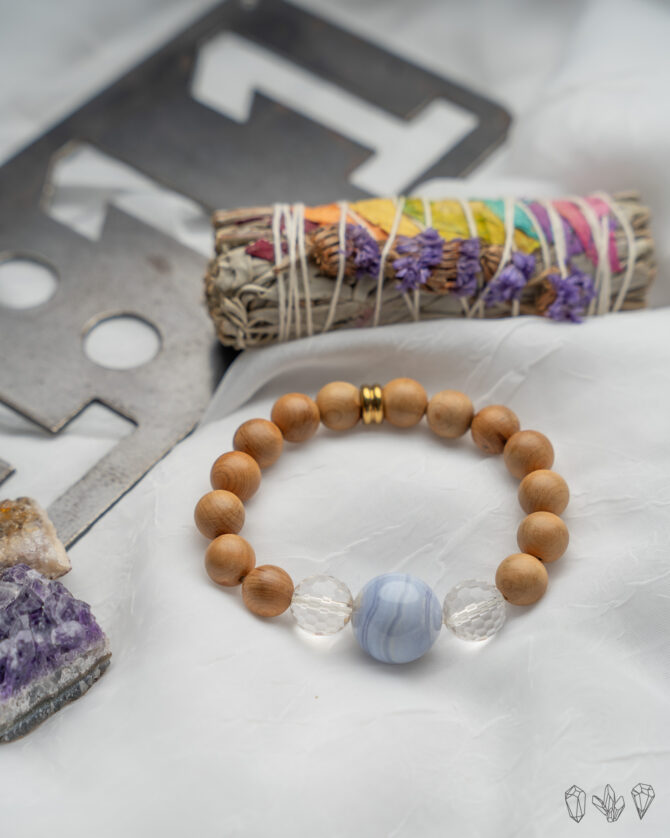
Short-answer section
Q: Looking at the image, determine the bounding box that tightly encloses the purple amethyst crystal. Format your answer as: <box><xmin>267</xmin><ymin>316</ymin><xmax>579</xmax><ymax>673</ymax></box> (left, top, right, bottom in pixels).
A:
<box><xmin>345</xmin><ymin>224</ymin><xmax>381</xmax><ymax>278</ymax></box>
<box><xmin>545</xmin><ymin>266</ymin><xmax>597</xmax><ymax>323</ymax></box>
<box><xmin>0</xmin><ymin>564</ymin><xmax>110</xmax><ymax>742</ymax></box>
<box><xmin>393</xmin><ymin>228</ymin><xmax>444</xmax><ymax>292</ymax></box>
<box><xmin>486</xmin><ymin>250</ymin><xmax>536</xmax><ymax>305</ymax></box>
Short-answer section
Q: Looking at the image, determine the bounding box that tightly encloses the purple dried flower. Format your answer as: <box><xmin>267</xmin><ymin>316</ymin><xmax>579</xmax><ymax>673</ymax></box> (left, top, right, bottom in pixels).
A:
<box><xmin>486</xmin><ymin>250</ymin><xmax>536</xmax><ymax>306</ymax></box>
<box><xmin>453</xmin><ymin>238</ymin><xmax>480</xmax><ymax>297</ymax></box>
<box><xmin>417</xmin><ymin>228</ymin><xmax>445</xmax><ymax>263</ymax></box>
<box><xmin>511</xmin><ymin>250</ymin><xmax>535</xmax><ymax>276</ymax></box>
<box><xmin>546</xmin><ymin>266</ymin><xmax>596</xmax><ymax>323</ymax></box>
<box><xmin>394</xmin><ymin>256</ymin><xmax>430</xmax><ymax>292</ymax></box>
<box><xmin>393</xmin><ymin>227</ymin><xmax>444</xmax><ymax>292</ymax></box>
<box><xmin>345</xmin><ymin>224</ymin><xmax>380</xmax><ymax>278</ymax></box>
<box><xmin>395</xmin><ymin>227</ymin><xmax>442</xmax><ymax>259</ymax></box>
<box><xmin>562</xmin><ymin>218</ymin><xmax>582</xmax><ymax>259</ymax></box>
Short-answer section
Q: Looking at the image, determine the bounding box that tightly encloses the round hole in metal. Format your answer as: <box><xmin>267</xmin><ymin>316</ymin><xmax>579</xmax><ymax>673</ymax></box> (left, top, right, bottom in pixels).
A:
<box><xmin>0</xmin><ymin>258</ymin><xmax>58</xmax><ymax>309</ymax></box>
<box><xmin>83</xmin><ymin>314</ymin><xmax>161</xmax><ymax>370</ymax></box>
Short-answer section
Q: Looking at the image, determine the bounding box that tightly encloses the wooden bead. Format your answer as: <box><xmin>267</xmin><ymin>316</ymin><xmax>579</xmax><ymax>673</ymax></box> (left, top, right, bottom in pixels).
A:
<box><xmin>382</xmin><ymin>377</ymin><xmax>427</xmax><ymax>428</ymax></box>
<box><xmin>194</xmin><ymin>490</ymin><xmax>245</xmax><ymax>540</ymax></box>
<box><xmin>316</xmin><ymin>381</ymin><xmax>361</xmax><ymax>431</ymax></box>
<box><xmin>205</xmin><ymin>534</ymin><xmax>256</xmax><ymax>586</ymax></box>
<box><xmin>471</xmin><ymin>404</ymin><xmax>520</xmax><ymax>454</ymax></box>
<box><xmin>271</xmin><ymin>392</ymin><xmax>320</xmax><ymax>442</ymax></box>
<box><xmin>242</xmin><ymin>564</ymin><xmax>294</xmax><ymax>617</ymax></box>
<box><xmin>518</xmin><ymin>469</ymin><xmax>569</xmax><ymax>515</ymax></box>
<box><xmin>233</xmin><ymin>418</ymin><xmax>283</xmax><ymax>468</ymax></box>
<box><xmin>517</xmin><ymin>511</ymin><xmax>569</xmax><ymax>563</ymax></box>
<box><xmin>495</xmin><ymin>553</ymin><xmax>548</xmax><ymax>605</ymax></box>
<box><xmin>426</xmin><ymin>389</ymin><xmax>474</xmax><ymax>439</ymax></box>
<box><xmin>210</xmin><ymin>451</ymin><xmax>261</xmax><ymax>501</ymax></box>
<box><xmin>503</xmin><ymin>430</ymin><xmax>554</xmax><ymax>479</ymax></box>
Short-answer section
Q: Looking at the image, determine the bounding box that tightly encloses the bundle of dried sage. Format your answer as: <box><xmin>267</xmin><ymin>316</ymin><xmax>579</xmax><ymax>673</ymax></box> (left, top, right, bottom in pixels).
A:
<box><xmin>205</xmin><ymin>193</ymin><xmax>654</xmax><ymax>348</ymax></box>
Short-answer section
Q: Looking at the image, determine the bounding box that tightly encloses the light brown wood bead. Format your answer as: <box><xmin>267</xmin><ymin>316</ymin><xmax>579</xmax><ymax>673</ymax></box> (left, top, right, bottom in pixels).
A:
<box><xmin>426</xmin><ymin>389</ymin><xmax>474</xmax><ymax>439</ymax></box>
<box><xmin>503</xmin><ymin>430</ymin><xmax>555</xmax><ymax>479</ymax></box>
<box><xmin>271</xmin><ymin>392</ymin><xmax>320</xmax><ymax>442</ymax></box>
<box><xmin>205</xmin><ymin>534</ymin><xmax>256</xmax><ymax>586</ymax></box>
<box><xmin>517</xmin><ymin>511</ymin><xmax>569</xmax><ymax>563</ymax></box>
<box><xmin>471</xmin><ymin>404</ymin><xmax>521</xmax><ymax>454</ymax></box>
<box><xmin>210</xmin><ymin>451</ymin><xmax>261</xmax><ymax>501</ymax></box>
<box><xmin>518</xmin><ymin>469</ymin><xmax>570</xmax><ymax>515</ymax></box>
<box><xmin>382</xmin><ymin>377</ymin><xmax>428</xmax><ymax>428</ymax></box>
<box><xmin>233</xmin><ymin>418</ymin><xmax>283</xmax><ymax>468</ymax></box>
<box><xmin>316</xmin><ymin>381</ymin><xmax>361</xmax><ymax>431</ymax></box>
<box><xmin>242</xmin><ymin>564</ymin><xmax>294</xmax><ymax>617</ymax></box>
<box><xmin>194</xmin><ymin>490</ymin><xmax>245</xmax><ymax>539</ymax></box>
<box><xmin>495</xmin><ymin>553</ymin><xmax>549</xmax><ymax>605</ymax></box>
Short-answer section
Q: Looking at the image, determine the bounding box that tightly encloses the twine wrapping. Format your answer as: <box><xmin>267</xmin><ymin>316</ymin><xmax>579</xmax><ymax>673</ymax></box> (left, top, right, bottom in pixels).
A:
<box><xmin>204</xmin><ymin>192</ymin><xmax>655</xmax><ymax>349</ymax></box>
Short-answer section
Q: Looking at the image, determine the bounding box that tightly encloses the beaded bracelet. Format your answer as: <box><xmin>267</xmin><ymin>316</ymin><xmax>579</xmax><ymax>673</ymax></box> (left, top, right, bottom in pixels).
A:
<box><xmin>193</xmin><ymin>379</ymin><xmax>570</xmax><ymax>665</ymax></box>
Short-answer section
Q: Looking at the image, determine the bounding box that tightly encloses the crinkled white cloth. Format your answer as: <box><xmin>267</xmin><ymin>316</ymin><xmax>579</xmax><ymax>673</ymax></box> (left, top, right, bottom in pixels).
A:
<box><xmin>4</xmin><ymin>311</ymin><xmax>670</xmax><ymax>837</ymax></box>
<box><xmin>2</xmin><ymin>0</ymin><xmax>670</xmax><ymax>835</ymax></box>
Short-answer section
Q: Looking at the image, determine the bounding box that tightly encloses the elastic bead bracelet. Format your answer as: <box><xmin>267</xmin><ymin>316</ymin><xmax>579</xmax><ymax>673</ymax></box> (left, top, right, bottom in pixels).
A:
<box><xmin>194</xmin><ymin>379</ymin><xmax>570</xmax><ymax>664</ymax></box>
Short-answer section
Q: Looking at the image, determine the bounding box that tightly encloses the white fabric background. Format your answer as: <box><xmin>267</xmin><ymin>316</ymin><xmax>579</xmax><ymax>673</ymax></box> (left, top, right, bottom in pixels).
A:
<box><xmin>1</xmin><ymin>1</ymin><xmax>669</xmax><ymax>836</ymax></box>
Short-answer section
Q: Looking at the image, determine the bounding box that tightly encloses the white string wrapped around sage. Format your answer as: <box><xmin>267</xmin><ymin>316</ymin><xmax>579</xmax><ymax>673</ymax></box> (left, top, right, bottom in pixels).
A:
<box><xmin>204</xmin><ymin>192</ymin><xmax>654</xmax><ymax>349</ymax></box>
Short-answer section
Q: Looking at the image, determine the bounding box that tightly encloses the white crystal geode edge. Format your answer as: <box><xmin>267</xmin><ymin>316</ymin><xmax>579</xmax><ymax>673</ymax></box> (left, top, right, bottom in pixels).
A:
<box><xmin>0</xmin><ymin>637</ymin><xmax>111</xmax><ymax>742</ymax></box>
<box><xmin>0</xmin><ymin>498</ymin><xmax>71</xmax><ymax>578</ymax></box>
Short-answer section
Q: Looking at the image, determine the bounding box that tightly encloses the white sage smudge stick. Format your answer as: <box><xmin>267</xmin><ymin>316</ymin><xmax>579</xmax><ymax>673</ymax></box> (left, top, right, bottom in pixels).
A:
<box><xmin>204</xmin><ymin>192</ymin><xmax>654</xmax><ymax>349</ymax></box>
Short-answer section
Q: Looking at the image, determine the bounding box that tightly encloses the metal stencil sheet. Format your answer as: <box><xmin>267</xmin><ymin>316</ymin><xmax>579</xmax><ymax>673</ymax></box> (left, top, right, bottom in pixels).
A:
<box><xmin>0</xmin><ymin>0</ymin><xmax>510</xmax><ymax>546</ymax></box>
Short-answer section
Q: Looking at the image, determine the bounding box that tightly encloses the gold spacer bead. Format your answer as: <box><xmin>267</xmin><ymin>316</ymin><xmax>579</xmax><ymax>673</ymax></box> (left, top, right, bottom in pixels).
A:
<box><xmin>360</xmin><ymin>384</ymin><xmax>384</xmax><ymax>425</ymax></box>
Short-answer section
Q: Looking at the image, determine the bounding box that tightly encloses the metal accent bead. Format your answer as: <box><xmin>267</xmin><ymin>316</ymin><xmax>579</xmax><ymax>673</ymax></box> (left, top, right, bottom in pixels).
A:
<box><xmin>360</xmin><ymin>384</ymin><xmax>383</xmax><ymax>424</ymax></box>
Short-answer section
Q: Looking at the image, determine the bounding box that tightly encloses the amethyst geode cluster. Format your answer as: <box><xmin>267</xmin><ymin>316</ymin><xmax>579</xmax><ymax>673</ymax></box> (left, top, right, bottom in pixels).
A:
<box><xmin>0</xmin><ymin>564</ymin><xmax>110</xmax><ymax>742</ymax></box>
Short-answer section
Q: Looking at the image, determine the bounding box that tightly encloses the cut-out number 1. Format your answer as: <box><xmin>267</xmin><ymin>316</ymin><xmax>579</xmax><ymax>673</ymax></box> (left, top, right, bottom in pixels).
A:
<box><xmin>191</xmin><ymin>32</ymin><xmax>478</xmax><ymax>195</ymax></box>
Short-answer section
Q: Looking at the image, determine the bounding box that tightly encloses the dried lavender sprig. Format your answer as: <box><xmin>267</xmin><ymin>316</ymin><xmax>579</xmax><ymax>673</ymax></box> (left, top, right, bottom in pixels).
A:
<box><xmin>486</xmin><ymin>250</ymin><xmax>536</xmax><ymax>305</ymax></box>
<box><xmin>393</xmin><ymin>228</ymin><xmax>444</xmax><ymax>292</ymax></box>
<box><xmin>546</xmin><ymin>266</ymin><xmax>597</xmax><ymax>323</ymax></box>
<box><xmin>453</xmin><ymin>238</ymin><xmax>480</xmax><ymax>297</ymax></box>
<box><xmin>345</xmin><ymin>224</ymin><xmax>381</xmax><ymax>278</ymax></box>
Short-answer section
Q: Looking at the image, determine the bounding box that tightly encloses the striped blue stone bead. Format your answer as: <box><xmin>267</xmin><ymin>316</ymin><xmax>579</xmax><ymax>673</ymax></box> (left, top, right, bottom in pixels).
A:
<box><xmin>351</xmin><ymin>573</ymin><xmax>442</xmax><ymax>664</ymax></box>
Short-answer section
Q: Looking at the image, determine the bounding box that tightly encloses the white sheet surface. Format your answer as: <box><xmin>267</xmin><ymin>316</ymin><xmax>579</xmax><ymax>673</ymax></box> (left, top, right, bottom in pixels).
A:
<box><xmin>1</xmin><ymin>1</ymin><xmax>670</xmax><ymax>836</ymax></box>
<box><xmin>4</xmin><ymin>312</ymin><xmax>670</xmax><ymax>836</ymax></box>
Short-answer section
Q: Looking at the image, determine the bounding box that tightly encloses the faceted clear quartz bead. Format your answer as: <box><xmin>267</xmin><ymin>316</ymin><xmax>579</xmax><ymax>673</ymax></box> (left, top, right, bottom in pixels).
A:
<box><xmin>290</xmin><ymin>575</ymin><xmax>353</xmax><ymax>635</ymax></box>
<box><xmin>443</xmin><ymin>580</ymin><xmax>506</xmax><ymax>641</ymax></box>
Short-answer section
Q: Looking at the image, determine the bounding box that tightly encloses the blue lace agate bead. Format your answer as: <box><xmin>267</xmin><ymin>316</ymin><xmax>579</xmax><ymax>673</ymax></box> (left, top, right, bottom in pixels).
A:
<box><xmin>351</xmin><ymin>573</ymin><xmax>442</xmax><ymax>664</ymax></box>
